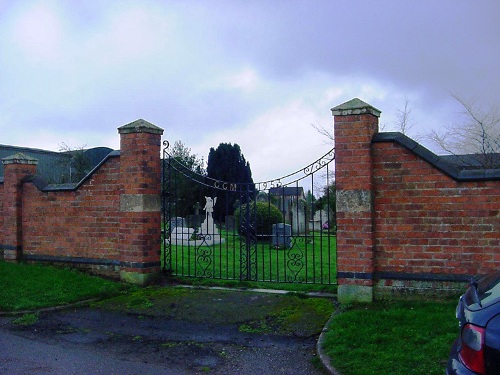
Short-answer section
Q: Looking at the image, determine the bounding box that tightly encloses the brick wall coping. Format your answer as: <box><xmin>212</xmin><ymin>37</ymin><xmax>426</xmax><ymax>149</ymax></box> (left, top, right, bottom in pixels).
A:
<box><xmin>2</xmin><ymin>152</ymin><xmax>39</xmax><ymax>165</ymax></box>
<box><xmin>373</xmin><ymin>132</ymin><xmax>500</xmax><ymax>181</ymax></box>
<box><xmin>22</xmin><ymin>150</ymin><xmax>120</xmax><ymax>191</ymax></box>
<box><xmin>118</xmin><ymin>119</ymin><xmax>163</xmax><ymax>135</ymax></box>
<box><xmin>331</xmin><ymin>97</ymin><xmax>381</xmax><ymax>117</ymax></box>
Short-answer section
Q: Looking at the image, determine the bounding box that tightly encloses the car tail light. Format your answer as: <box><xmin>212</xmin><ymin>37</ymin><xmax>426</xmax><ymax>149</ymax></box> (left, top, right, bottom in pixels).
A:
<box><xmin>459</xmin><ymin>323</ymin><xmax>486</xmax><ymax>374</ymax></box>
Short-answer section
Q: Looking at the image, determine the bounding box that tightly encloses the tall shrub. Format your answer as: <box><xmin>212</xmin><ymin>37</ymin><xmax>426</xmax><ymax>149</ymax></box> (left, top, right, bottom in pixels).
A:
<box><xmin>234</xmin><ymin>201</ymin><xmax>283</xmax><ymax>236</ymax></box>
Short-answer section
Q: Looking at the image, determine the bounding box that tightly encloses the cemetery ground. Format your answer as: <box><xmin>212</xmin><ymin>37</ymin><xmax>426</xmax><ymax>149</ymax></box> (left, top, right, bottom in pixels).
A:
<box><xmin>163</xmin><ymin>229</ymin><xmax>337</xmax><ymax>289</ymax></box>
<box><xmin>0</xmin><ymin>261</ymin><xmax>458</xmax><ymax>375</ymax></box>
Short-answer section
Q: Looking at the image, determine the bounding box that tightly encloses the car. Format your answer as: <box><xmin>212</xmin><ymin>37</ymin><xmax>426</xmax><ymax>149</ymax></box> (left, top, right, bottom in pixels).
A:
<box><xmin>446</xmin><ymin>271</ymin><xmax>500</xmax><ymax>375</ymax></box>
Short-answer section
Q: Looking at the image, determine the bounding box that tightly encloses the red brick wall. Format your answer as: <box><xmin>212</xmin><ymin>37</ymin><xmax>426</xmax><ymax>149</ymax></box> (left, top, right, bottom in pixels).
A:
<box><xmin>335</xmin><ymin>114</ymin><xmax>377</xmax><ymax>288</ymax></box>
<box><xmin>0</xmin><ymin>182</ymin><xmax>3</xmax><ymax>257</ymax></box>
<box><xmin>118</xmin><ymin>131</ymin><xmax>162</xmax><ymax>276</ymax></box>
<box><xmin>21</xmin><ymin>156</ymin><xmax>121</xmax><ymax>267</ymax></box>
<box><xmin>373</xmin><ymin>142</ymin><xmax>500</xmax><ymax>284</ymax></box>
<box><xmin>333</xmin><ymin>98</ymin><xmax>499</xmax><ymax>300</ymax></box>
<box><xmin>1</xmin><ymin>120</ymin><xmax>163</xmax><ymax>283</ymax></box>
<box><xmin>3</xmin><ymin>161</ymin><xmax>38</xmax><ymax>260</ymax></box>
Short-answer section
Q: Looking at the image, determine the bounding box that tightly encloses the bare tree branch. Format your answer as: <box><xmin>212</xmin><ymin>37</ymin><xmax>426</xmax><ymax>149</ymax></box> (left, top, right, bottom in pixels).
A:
<box><xmin>311</xmin><ymin>121</ymin><xmax>333</xmax><ymax>143</ymax></box>
<box><xmin>58</xmin><ymin>142</ymin><xmax>90</xmax><ymax>182</ymax></box>
<box><xmin>379</xmin><ymin>97</ymin><xmax>421</xmax><ymax>140</ymax></box>
<box><xmin>396</xmin><ymin>97</ymin><xmax>415</xmax><ymax>135</ymax></box>
<box><xmin>425</xmin><ymin>94</ymin><xmax>500</xmax><ymax>168</ymax></box>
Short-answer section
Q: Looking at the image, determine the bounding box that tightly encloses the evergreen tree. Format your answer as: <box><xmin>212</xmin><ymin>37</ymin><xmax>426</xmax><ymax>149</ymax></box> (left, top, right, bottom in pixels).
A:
<box><xmin>206</xmin><ymin>143</ymin><xmax>254</xmax><ymax>220</ymax></box>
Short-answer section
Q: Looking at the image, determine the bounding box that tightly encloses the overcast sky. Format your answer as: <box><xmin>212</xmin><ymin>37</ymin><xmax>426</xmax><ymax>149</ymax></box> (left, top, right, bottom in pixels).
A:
<box><xmin>1</xmin><ymin>1</ymin><xmax>499</xmax><ymax>183</ymax></box>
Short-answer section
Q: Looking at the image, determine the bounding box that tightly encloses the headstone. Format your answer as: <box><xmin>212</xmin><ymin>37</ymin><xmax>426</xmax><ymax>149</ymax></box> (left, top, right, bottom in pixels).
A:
<box><xmin>291</xmin><ymin>199</ymin><xmax>307</xmax><ymax>234</ymax></box>
<box><xmin>187</xmin><ymin>214</ymin><xmax>204</xmax><ymax>229</ymax></box>
<box><xmin>198</xmin><ymin>197</ymin><xmax>223</xmax><ymax>245</ymax></box>
<box><xmin>169</xmin><ymin>217</ymin><xmax>186</xmax><ymax>233</ymax></box>
<box><xmin>225</xmin><ymin>215</ymin><xmax>236</xmax><ymax>232</ymax></box>
<box><xmin>309</xmin><ymin>209</ymin><xmax>329</xmax><ymax>231</ymax></box>
<box><xmin>193</xmin><ymin>201</ymin><xmax>201</xmax><ymax>215</ymax></box>
<box><xmin>166</xmin><ymin>198</ymin><xmax>225</xmax><ymax>246</ymax></box>
<box><xmin>170</xmin><ymin>226</ymin><xmax>195</xmax><ymax>244</ymax></box>
<box><xmin>272</xmin><ymin>223</ymin><xmax>292</xmax><ymax>249</ymax></box>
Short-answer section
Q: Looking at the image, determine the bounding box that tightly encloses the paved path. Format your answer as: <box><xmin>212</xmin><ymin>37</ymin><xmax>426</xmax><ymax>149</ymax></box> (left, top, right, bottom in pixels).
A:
<box><xmin>0</xmin><ymin>289</ymin><xmax>330</xmax><ymax>374</ymax></box>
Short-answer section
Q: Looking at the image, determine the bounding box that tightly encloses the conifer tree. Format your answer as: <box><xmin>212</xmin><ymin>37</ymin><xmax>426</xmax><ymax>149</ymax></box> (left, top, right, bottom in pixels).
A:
<box><xmin>206</xmin><ymin>143</ymin><xmax>254</xmax><ymax>220</ymax></box>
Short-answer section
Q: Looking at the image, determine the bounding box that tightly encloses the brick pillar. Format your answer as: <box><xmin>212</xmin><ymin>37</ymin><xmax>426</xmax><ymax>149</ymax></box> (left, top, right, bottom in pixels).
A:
<box><xmin>118</xmin><ymin>119</ymin><xmax>164</xmax><ymax>285</ymax></box>
<box><xmin>2</xmin><ymin>153</ymin><xmax>38</xmax><ymax>261</ymax></box>
<box><xmin>332</xmin><ymin>98</ymin><xmax>381</xmax><ymax>303</ymax></box>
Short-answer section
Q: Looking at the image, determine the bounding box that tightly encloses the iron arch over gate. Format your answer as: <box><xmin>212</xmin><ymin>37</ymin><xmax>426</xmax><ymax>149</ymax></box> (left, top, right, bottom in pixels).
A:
<box><xmin>161</xmin><ymin>141</ymin><xmax>336</xmax><ymax>285</ymax></box>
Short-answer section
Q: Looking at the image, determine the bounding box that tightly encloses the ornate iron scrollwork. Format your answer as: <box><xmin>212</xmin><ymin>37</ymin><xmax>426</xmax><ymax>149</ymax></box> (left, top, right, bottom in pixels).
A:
<box><xmin>195</xmin><ymin>239</ymin><xmax>213</xmax><ymax>278</ymax></box>
<box><xmin>285</xmin><ymin>237</ymin><xmax>305</xmax><ymax>283</ymax></box>
<box><xmin>161</xmin><ymin>139</ymin><xmax>335</xmax><ymax>285</ymax></box>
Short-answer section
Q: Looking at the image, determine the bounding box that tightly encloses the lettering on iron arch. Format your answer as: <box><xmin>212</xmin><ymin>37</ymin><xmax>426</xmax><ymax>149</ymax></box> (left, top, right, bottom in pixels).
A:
<box><xmin>213</xmin><ymin>180</ymin><xmax>237</xmax><ymax>191</ymax></box>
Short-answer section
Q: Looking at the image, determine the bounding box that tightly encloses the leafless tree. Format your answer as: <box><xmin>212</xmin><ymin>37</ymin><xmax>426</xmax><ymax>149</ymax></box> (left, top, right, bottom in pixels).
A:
<box><xmin>395</xmin><ymin>97</ymin><xmax>417</xmax><ymax>136</ymax></box>
<box><xmin>378</xmin><ymin>97</ymin><xmax>421</xmax><ymax>141</ymax></box>
<box><xmin>426</xmin><ymin>94</ymin><xmax>500</xmax><ymax>168</ymax></box>
<box><xmin>310</xmin><ymin>122</ymin><xmax>335</xmax><ymax>199</ymax></box>
<box><xmin>315</xmin><ymin>97</ymin><xmax>417</xmax><ymax>137</ymax></box>
<box><xmin>59</xmin><ymin>142</ymin><xmax>91</xmax><ymax>182</ymax></box>
<box><xmin>311</xmin><ymin>121</ymin><xmax>333</xmax><ymax>143</ymax></box>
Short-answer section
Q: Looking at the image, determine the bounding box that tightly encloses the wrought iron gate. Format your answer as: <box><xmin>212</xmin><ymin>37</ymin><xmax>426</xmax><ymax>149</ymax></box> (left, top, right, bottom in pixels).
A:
<box><xmin>161</xmin><ymin>141</ymin><xmax>336</xmax><ymax>285</ymax></box>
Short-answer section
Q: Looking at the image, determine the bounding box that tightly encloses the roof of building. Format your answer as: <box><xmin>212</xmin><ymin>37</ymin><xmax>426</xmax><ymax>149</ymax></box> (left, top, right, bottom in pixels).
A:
<box><xmin>269</xmin><ymin>186</ymin><xmax>305</xmax><ymax>197</ymax></box>
<box><xmin>0</xmin><ymin>144</ymin><xmax>114</xmax><ymax>184</ymax></box>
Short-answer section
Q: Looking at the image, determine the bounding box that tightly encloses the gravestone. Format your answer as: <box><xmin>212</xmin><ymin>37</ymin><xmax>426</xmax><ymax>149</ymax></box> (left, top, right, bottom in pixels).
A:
<box><xmin>166</xmin><ymin>198</ymin><xmax>224</xmax><ymax>246</ymax></box>
<box><xmin>170</xmin><ymin>226</ymin><xmax>195</xmax><ymax>245</ymax></box>
<box><xmin>187</xmin><ymin>214</ymin><xmax>204</xmax><ymax>229</ymax></box>
<box><xmin>272</xmin><ymin>223</ymin><xmax>292</xmax><ymax>249</ymax></box>
<box><xmin>169</xmin><ymin>217</ymin><xmax>186</xmax><ymax>233</ymax></box>
<box><xmin>198</xmin><ymin>197</ymin><xmax>223</xmax><ymax>245</ymax></box>
<box><xmin>225</xmin><ymin>215</ymin><xmax>236</xmax><ymax>232</ymax></box>
<box><xmin>309</xmin><ymin>209</ymin><xmax>329</xmax><ymax>231</ymax></box>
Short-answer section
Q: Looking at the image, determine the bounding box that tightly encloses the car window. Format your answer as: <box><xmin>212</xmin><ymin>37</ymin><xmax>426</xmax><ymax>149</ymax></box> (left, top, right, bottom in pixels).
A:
<box><xmin>465</xmin><ymin>271</ymin><xmax>500</xmax><ymax>308</ymax></box>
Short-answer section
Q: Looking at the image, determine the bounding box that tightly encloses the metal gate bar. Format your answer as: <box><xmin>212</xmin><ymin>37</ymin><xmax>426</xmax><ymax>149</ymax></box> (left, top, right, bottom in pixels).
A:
<box><xmin>161</xmin><ymin>141</ymin><xmax>336</xmax><ymax>285</ymax></box>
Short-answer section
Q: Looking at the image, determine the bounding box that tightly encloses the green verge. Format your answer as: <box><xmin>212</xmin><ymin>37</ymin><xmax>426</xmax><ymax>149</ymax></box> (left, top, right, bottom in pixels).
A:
<box><xmin>0</xmin><ymin>260</ymin><xmax>129</xmax><ymax>312</ymax></box>
<box><xmin>322</xmin><ymin>300</ymin><xmax>459</xmax><ymax>375</ymax></box>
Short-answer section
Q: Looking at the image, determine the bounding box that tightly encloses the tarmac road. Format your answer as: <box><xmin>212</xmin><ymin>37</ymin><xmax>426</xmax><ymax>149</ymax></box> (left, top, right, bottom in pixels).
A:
<box><xmin>0</xmin><ymin>289</ymin><xmax>330</xmax><ymax>375</ymax></box>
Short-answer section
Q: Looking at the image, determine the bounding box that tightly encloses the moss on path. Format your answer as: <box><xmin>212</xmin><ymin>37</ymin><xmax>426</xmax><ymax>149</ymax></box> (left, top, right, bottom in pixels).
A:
<box><xmin>93</xmin><ymin>286</ymin><xmax>335</xmax><ymax>337</ymax></box>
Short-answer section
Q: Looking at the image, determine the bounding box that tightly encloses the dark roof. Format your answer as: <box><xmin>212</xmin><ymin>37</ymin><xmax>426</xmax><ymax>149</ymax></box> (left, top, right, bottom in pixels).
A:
<box><xmin>0</xmin><ymin>144</ymin><xmax>71</xmax><ymax>183</ymax></box>
<box><xmin>269</xmin><ymin>186</ymin><xmax>304</xmax><ymax>197</ymax></box>
<box><xmin>440</xmin><ymin>153</ymin><xmax>500</xmax><ymax>169</ymax></box>
<box><xmin>0</xmin><ymin>144</ymin><xmax>114</xmax><ymax>184</ymax></box>
<box><xmin>372</xmin><ymin>132</ymin><xmax>500</xmax><ymax>181</ymax></box>
<box><xmin>29</xmin><ymin>151</ymin><xmax>120</xmax><ymax>192</ymax></box>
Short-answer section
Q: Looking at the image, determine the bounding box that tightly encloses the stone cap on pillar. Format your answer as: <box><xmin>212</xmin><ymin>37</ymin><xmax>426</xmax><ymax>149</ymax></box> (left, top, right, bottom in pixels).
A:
<box><xmin>331</xmin><ymin>98</ymin><xmax>381</xmax><ymax>117</ymax></box>
<box><xmin>2</xmin><ymin>152</ymin><xmax>38</xmax><ymax>165</ymax></box>
<box><xmin>118</xmin><ymin>119</ymin><xmax>164</xmax><ymax>135</ymax></box>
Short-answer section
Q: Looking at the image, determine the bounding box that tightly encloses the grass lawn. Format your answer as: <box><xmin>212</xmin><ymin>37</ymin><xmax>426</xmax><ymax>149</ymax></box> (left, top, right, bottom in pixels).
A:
<box><xmin>0</xmin><ymin>260</ymin><xmax>128</xmax><ymax>312</ymax></box>
<box><xmin>164</xmin><ymin>230</ymin><xmax>337</xmax><ymax>286</ymax></box>
<box><xmin>322</xmin><ymin>300</ymin><xmax>459</xmax><ymax>375</ymax></box>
